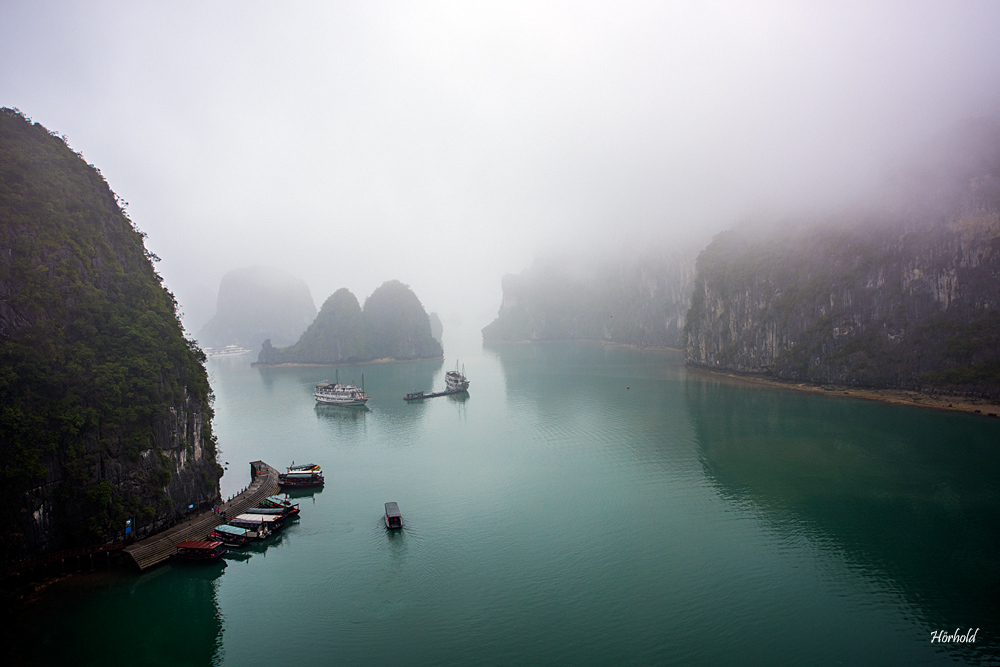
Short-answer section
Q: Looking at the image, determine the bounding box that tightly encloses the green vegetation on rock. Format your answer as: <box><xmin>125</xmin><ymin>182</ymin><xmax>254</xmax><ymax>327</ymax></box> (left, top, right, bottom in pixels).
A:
<box><xmin>0</xmin><ymin>108</ymin><xmax>220</xmax><ymax>565</ymax></box>
<box><xmin>258</xmin><ymin>280</ymin><xmax>442</xmax><ymax>364</ymax></box>
<box><xmin>684</xmin><ymin>120</ymin><xmax>1000</xmax><ymax>397</ymax></box>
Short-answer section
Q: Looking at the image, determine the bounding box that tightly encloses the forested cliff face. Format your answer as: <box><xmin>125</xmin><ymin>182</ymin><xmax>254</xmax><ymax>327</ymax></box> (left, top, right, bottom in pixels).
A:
<box><xmin>685</xmin><ymin>121</ymin><xmax>1000</xmax><ymax>397</ymax></box>
<box><xmin>482</xmin><ymin>250</ymin><xmax>696</xmax><ymax>347</ymax></box>
<box><xmin>258</xmin><ymin>280</ymin><xmax>442</xmax><ymax>364</ymax></box>
<box><xmin>0</xmin><ymin>109</ymin><xmax>221</xmax><ymax>566</ymax></box>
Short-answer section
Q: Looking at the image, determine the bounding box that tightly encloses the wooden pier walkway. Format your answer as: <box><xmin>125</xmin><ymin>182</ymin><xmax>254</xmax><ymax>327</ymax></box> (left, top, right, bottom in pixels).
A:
<box><xmin>123</xmin><ymin>460</ymin><xmax>280</xmax><ymax>571</ymax></box>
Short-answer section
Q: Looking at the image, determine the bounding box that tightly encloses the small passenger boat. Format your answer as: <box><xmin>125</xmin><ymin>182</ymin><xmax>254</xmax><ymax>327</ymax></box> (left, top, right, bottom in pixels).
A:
<box><xmin>384</xmin><ymin>502</ymin><xmax>402</xmax><ymax>529</ymax></box>
<box><xmin>404</xmin><ymin>391</ymin><xmax>425</xmax><ymax>401</ymax></box>
<box><xmin>278</xmin><ymin>470</ymin><xmax>325</xmax><ymax>488</ymax></box>
<box><xmin>228</xmin><ymin>513</ymin><xmax>284</xmax><ymax>537</ymax></box>
<box><xmin>208</xmin><ymin>524</ymin><xmax>254</xmax><ymax>547</ymax></box>
<box><xmin>260</xmin><ymin>495</ymin><xmax>296</xmax><ymax>509</ymax></box>
<box><xmin>172</xmin><ymin>540</ymin><xmax>227</xmax><ymax>562</ymax></box>
<box><xmin>246</xmin><ymin>504</ymin><xmax>300</xmax><ymax>519</ymax></box>
<box><xmin>288</xmin><ymin>463</ymin><xmax>321</xmax><ymax>472</ymax></box>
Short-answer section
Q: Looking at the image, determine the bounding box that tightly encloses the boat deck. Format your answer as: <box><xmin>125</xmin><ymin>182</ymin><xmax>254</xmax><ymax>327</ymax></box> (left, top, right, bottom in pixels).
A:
<box><xmin>404</xmin><ymin>388</ymin><xmax>467</xmax><ymax>401</ymax></box>
<box><xmin>123</xmin><ymin>461</ymin><xmax>280</xmax><ymax>570</ymax></box>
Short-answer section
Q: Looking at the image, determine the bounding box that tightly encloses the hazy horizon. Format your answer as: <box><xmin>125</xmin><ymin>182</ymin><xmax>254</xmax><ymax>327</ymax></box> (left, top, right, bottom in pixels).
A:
<box><xmin>3</xmin><ymin>1</ymin><xmax>1000</xmax><ymax>335</ymax></box>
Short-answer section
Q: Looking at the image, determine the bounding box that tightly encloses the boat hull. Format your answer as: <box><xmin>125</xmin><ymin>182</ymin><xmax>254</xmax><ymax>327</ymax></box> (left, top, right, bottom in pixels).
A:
<box><xmin>314</xmin><ymin>395</ymin><xmax>369</xmax><ymax>406</ymax></box>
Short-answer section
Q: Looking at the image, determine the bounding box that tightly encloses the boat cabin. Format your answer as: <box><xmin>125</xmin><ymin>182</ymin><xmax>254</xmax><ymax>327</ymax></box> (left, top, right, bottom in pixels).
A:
<box><xmin>246</xmin><ymin>505</ymin><xmax>300</xmax><ymax>518</ymax></box>
<box><xmin>209</xmin><ymin>524</ymin><xmax>253</xmax><ymax>547</ymax></box>
<box><xmin>404</xmin><ymin>391</ymin><xmax>425</xmax><ymax>401</ymax></box>
<box><xmin>278</xmin><ymin>470</ymin><xmax>324</xmax><ymax>488</ymax></box>
<box><xmin>384</xmin><ymin>502</ymin><xmax>402</xmax><ymax>529</ymax></box>
<box><xmin>172</xmin><ymin>540</ymin><xmax>226</xmax><ymax>562</ymax></box>
<box><xmin>261</xmin><ymin>495</ymin><xmax>296</xmax><ymax>509</ymax></box>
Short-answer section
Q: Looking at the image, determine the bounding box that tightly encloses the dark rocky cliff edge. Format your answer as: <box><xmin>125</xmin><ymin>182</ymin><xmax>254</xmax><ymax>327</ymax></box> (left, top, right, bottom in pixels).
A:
<box><xmin>0</xmin><ymin>109</ymin><xmax>221</xmax><ymax>567</ymax></box>
<box><xmin>685</xmin><ymin>121</ymin><xmax>1000</xmax><ymax>398</ymax></box>
<box><xmin>482</xmin><ymin>250</ymin><xmax>695</xmax><ymax>347</ymax></box>
<box><xmin>258</xmin><ymin>280</ymin><xmax>443</xmax><ymax>364</ymax></box>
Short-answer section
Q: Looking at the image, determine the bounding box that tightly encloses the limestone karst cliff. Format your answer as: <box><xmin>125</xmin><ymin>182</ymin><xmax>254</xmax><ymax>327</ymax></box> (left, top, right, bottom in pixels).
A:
<box><xmin>257</xmin><ymin>280</ymin><xmax>443</xmax><ymax>364</ymax></box>
<box><xmin>0</xmin><ymin>108</ymin><xmax>221</xmax><ymax>566</ymax></box>
<box><xmin>685</xmin><ymin>120</ymin><xmax>1000</xmax><ymax>397</ymax></box>
<box><xmin>482</xmin><ymin>250</ymin><xmax>696</xmax><ymax>347</ymax></box>
<box><xmin>197</xmin><ymin>265</ymin><xmax>317</xmax><ymax>350</ymax></box>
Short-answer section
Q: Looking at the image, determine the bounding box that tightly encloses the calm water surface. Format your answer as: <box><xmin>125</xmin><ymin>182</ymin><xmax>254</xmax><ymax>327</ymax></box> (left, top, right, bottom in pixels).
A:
<box><xmin>9</xmin><ymin>332</ymin><xmax>1000</xmax><ymax>666</ymax></box>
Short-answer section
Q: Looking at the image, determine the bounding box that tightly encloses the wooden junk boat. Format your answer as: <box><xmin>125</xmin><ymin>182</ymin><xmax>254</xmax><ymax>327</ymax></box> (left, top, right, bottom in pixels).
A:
<box><xmin>228</xmin><ymin>513</ymin><xmax>284</xmax><ymax>539</ymax></box>
<box><xmin>245</xmin><ymin>504</ymin><xmax>300</xmax><ymax>520</ymax></box>
<box><xmin>208</xmin><ymin>524</ymin><xmax>254</xmax><ymax>547</ymax></box>
<box><xmin>384</xmin><ymin>502</ymin><xmax>402</xmax><ymax>530</ymax></box>
<box><xmin>172</xmin><ymin>540</ymin><xmax>227</xmax><ymax>563</ymax></box>
<box><xmin>278</xmin><ymin>469</ymin><xmax>324</xmax><ymax>489</ymax></box>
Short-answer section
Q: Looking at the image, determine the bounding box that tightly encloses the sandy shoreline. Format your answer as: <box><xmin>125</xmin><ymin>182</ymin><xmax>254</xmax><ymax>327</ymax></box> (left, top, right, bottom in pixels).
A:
<box><xmin>698</xmin><ymin>368</ymin><xmax>1000</xmax><ymax>418</ymax></box>
<box><xmin>488</xmin><ymin>340</ymin><xmax>1000</xmax><ymax>417</ymax></box>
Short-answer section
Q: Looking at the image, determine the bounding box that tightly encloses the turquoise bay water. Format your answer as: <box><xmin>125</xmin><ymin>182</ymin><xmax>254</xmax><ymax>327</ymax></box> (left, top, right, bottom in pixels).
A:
<box><xmin>9</xmin><ymin>333</ymin><xmax>1000</xmax><ymax>665</ymax></box>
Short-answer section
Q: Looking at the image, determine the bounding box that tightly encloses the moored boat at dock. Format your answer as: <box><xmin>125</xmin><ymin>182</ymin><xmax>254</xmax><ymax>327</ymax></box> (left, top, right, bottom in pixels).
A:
<box><xmin>228</xmin><ymin>513</ymin><xmax>284</xmax><ymax>537</ymax></box>
<box><xmin>246</xmin><ymin>504</ymin><xmax>300</xmax><ymax>519</ymax></box>
<box><xmin>279</xmin><ymin>469</ymin><xmax>325</xmax><ymax>488</ymax></box>
<box><xmin>172</xmin><ymin>540</ymin><xmax>227</xmax><ymax>562</ymax></box>
<box><xmin>208</xmin><ymin>524</ymin><xmax>254</xmax><ymax>547</ymax></box>
<box><xmin>260</xmin><ymin>495</ymin><xmax>298</xmax><ymax>509</ymax></box>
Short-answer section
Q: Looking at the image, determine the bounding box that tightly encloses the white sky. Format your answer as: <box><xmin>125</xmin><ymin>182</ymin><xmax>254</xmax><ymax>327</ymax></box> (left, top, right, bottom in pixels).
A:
<box><xmin>3</xmin><ymin>1</ymin><xmax>999</xmax><ymax>332</ymax></box>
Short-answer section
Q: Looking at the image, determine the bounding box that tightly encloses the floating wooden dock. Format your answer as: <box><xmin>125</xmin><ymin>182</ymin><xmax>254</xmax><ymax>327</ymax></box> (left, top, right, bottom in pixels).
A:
<box><xmin>123</xmin><ymin>460</ymin><xmax>280</xmax><ymax>571</ymax></box>
<box><xmin>403</xmin><ymin>389</ymin><xmax>467</xmax><ymax>401</ymax></box>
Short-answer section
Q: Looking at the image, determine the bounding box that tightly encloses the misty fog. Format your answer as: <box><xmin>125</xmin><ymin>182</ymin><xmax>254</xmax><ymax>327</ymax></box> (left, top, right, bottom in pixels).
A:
<box><xmin>3</xmin><ymin>1</ymin><xmax>999</xmax><ymax>335</ymax></box>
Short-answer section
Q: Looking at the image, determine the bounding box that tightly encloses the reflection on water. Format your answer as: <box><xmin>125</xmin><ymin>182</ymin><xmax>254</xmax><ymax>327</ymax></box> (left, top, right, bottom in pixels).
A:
<box><xmin>12</xmin><ymin>341</ymin><xmax>1000</xmax><ymax>666</ymax></box>
<box><xmin>283</xmin><ymin>485</ymin><xmax>325</xmax><ymax>500</ymax></box>
<box><xmin>8</xmin><ymin>563</ymin><xmax>225</xmax><ymax>667</ymax></box>
<box><xmin>686</xmin><ymin>373</ymin><xmax>1000</xmax><ymax>659</ymax></box>
<box><xmin>315</xmin><ymin>403</ymin><xmax>370</xmax><ymax>438</ymax></box>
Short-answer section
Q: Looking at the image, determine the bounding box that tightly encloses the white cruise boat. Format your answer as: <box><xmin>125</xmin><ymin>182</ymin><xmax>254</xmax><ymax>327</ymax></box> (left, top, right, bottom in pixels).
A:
<box><xmin>204</xmin><ymin>344</ymin><xmax>252</xmax><ymax>357</ymax></box>
<box><xmin>314</xmin><ymin>371</ymin><xmax>369</xmax><ymax>407</ymax></box>
<box><xmin>445</xmin><ymin>362</ymin><xmax>470</xmax><ymax>392</ymax></box>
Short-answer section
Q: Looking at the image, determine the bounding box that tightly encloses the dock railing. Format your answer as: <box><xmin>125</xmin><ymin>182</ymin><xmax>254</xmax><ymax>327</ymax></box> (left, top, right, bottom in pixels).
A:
<box><xmin>123</xmin><ymin>460</ymin><xmax>280</xmax><ymax>570</ymax></box>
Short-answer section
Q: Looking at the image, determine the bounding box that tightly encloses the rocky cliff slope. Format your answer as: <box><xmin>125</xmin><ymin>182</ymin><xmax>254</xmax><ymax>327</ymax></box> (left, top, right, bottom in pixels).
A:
<box><xmin>685</xmin><ymin>120</ymin><xmax>1000</xmax><ymax>397</ymax></box>
<box><xmin>482</xmin><ymin>249</ymin><xmax>696</xmax><ymax>347</ymax></box>
<box><xmin>0</xmin><ymin>108</ymin><xmax>221</xmax><ymax>566</ymax></box>
<box><xmin>258</xmin><ymin>280</ymin><xmax>442</xmax><ymax>364</ymax></box>
<box><xmin>197</xmin><ymin>265</ymin><xmax>316</xmax><ymax>350</ymax></box>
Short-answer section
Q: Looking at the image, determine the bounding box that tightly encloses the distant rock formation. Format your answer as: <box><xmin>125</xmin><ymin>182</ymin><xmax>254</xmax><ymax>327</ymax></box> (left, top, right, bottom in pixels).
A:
<box><xmin>685</xmin><ymin>119</ymin><xmax>1000</xmax><ymax>397</ymax></box>
<box><xmin>482</xmin><ymin>249</ymin><xmax>696</xmax><ymax>347</ymax></box>
<box><xmin>197</xmin><ymin>266</ymin><xmax>316</xmax><ymax>350</ymax></box>
<box><xmin>257</xmin><ymin>280</ymin><xmax>443</xmax><ymax>364</ymax></box>
<box><xmin>258</xmin><ymin>288</ymin><xmax>365</xmax><ymax>364</ymax></box>
<box><xmin>0</xmin><ymin>108</ymin><xmax>220</xmax><ymax>565</ymax></box>
<box><xmin>429</xmin><ymin>312</ymin><xmax>443</xmax><ymax>343</ymax></box>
